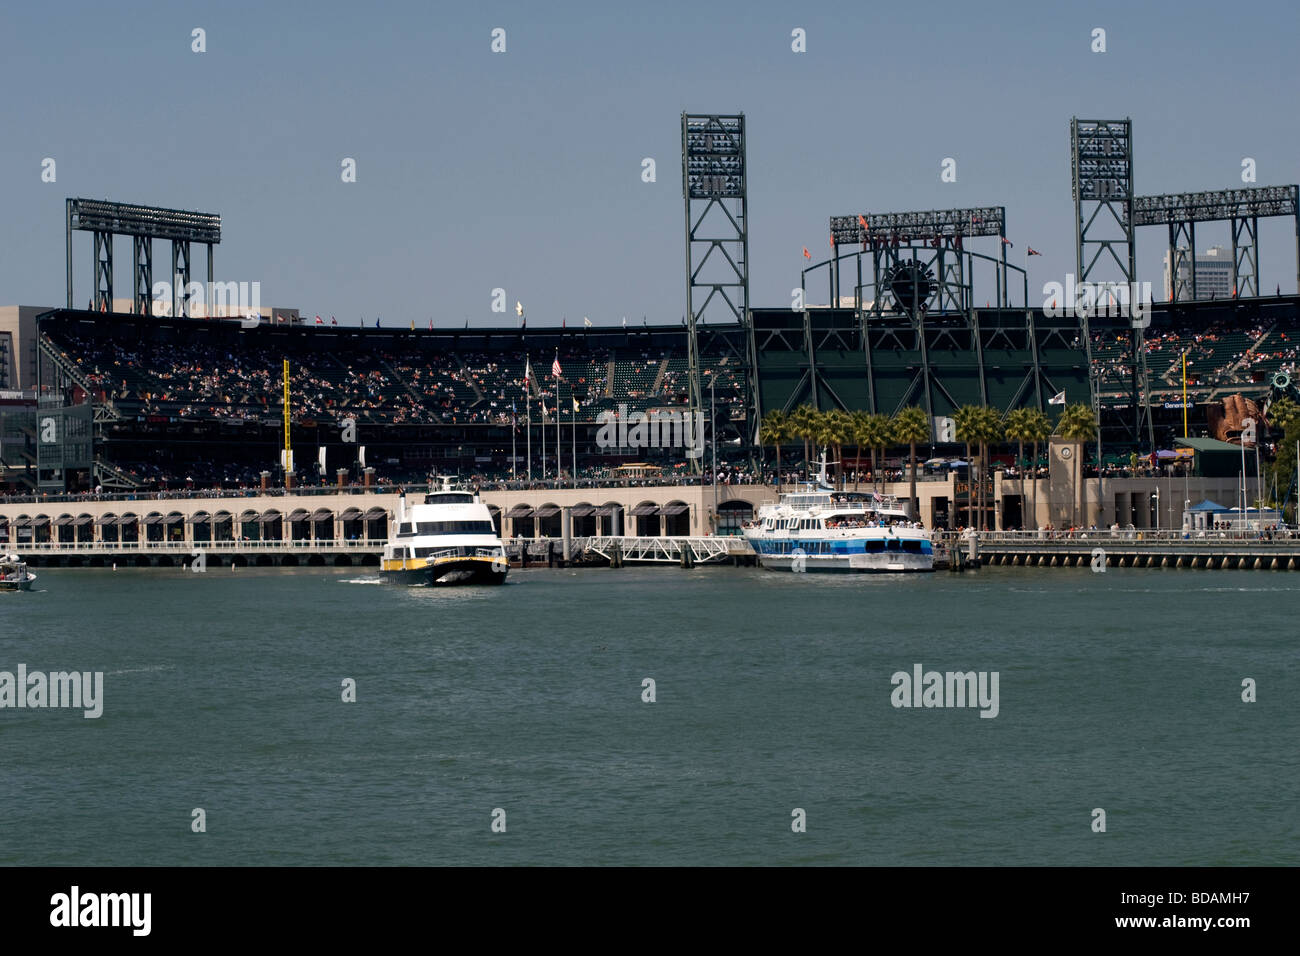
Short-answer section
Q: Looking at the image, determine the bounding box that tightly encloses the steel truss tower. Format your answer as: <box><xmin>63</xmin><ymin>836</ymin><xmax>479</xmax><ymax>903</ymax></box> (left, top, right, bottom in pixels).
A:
<box><xmin>1070</xmin><ymin>118</ymin><xmax>1152</xmax><ymax>451</ymax></box>
<box><xmin>682</xmin><ymin>113</ymin><xmax>753</xmax><ymax>470</ymax></box>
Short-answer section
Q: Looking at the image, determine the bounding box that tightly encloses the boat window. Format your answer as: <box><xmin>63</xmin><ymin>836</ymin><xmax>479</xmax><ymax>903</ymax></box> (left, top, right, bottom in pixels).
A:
<box><xmin>415</xmin><ymin>520</ymin><xmax>496</xmax><ymax>535</ymax></box>
<box><xmin>901</xmin><ymin>540</ymin><xmax>922</xmax><ymax>553</ymax></box>
<box><xmin>423</xmin><ymin>493</ymin><xmax>475</xmax><ymax>505</ymax></box>
<box><xmin>397</xmin><ymin>523</ymin><xmax>414</xmax><ymax>537</ymax></box>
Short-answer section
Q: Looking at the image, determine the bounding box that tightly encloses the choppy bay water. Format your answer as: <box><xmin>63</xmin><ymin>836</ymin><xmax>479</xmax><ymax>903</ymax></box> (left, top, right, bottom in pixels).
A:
<box><xmin>0</xmin><ymin>564</ymin><xmax>1296</xmax><ymax>866</ymax></box>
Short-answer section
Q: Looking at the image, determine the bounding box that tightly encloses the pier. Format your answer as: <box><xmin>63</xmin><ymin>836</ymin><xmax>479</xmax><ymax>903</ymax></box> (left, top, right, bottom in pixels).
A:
<box><xmin>971</xmin><ymin>529</ymin><xmax>1300</xmax><ymax>570</ymax></box>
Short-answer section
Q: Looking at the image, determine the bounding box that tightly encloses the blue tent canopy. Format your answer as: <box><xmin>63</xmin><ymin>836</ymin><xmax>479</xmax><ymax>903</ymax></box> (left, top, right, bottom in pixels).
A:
<box><xmin>1186</xmin><ymin>499</ymin><xmax>1230</xmax><ymax>513</ymax></box>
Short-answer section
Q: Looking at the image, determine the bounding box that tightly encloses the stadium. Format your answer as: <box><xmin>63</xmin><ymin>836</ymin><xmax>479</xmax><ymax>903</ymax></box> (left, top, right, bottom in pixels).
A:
<box><xmin>2</xmin><ymin>114</ymin><xmax>1299</xmax><ymax>538</ymax></box>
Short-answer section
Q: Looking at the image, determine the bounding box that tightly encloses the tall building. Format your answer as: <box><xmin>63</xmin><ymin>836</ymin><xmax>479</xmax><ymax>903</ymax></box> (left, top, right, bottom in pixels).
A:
<box><xmin>1163</xmin><ymin>246</ymin><xmax>1235</xmax><ymax>301</ymax></box>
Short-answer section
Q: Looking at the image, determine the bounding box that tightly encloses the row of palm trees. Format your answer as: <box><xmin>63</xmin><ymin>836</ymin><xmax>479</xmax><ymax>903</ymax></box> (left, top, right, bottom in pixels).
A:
<box><xmin>758</xmin><ymin>401</ymin><xmax>1099</xmax><ymax>528</ymax></box>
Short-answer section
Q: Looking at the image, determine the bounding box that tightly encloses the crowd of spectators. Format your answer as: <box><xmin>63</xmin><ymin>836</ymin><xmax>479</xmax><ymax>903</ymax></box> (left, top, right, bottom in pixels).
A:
<box><xmin>46</xmin><ymin>331</ymin><xmax>747</xmax><ymax>427</ymax></box>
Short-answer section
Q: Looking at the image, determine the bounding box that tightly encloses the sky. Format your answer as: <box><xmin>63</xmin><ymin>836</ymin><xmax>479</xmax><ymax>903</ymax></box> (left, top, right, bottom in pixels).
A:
<box><xmin>2</xmin><ymin>0</ymin><xmax>1298</xmax><ymax>325</ymax></box>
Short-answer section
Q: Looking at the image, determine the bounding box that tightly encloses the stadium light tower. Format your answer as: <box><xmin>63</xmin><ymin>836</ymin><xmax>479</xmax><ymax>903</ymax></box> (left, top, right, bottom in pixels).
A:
<box><xmin>66</xmin><ymin>199</ymin><xmax>222</xmax><ymax>316</ymax></box>
<box><xmin>1070</xmin><ymin>118</ymin><xmax>1151</xmax><ymax>465</ymax></box>
<box><xmin>682</xmin><ymin>113</ymin><xmax>753</xmax><ymax>470</ymax></box>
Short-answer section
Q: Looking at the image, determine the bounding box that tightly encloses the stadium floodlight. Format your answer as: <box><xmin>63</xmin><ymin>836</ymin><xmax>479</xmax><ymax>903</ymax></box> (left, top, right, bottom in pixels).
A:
<box><xmin>1130</xmin><ymin>185</ymin><xmax>1298</xmax><ymax>226</ymax></box>
<box><xmin>829</xmin><ymin>207</ymin><xmax>1006</xmax><ymax>246</ymax></box>
<box><xmin>66</xmin><ymin>198</ymin><xmax>222</xmax><ymax>316</ymax></box>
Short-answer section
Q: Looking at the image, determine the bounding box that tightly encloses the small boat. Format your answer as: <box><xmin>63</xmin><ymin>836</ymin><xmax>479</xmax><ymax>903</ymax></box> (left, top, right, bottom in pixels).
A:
<box><xmin>0</xmin><ymin>554</ymin><xmax>36</xmax><ymax>591</ymax></box>
<box><xmin>380</xmin><ymin>479</ymin><xmax>509</xmax><ymax>586</ymax></box>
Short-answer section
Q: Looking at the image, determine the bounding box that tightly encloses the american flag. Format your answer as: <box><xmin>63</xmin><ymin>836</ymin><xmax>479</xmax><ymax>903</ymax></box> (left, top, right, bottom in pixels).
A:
<box><xmin>552</xmin><ymin>353</ymin><xmax>563</xmax><ymax>378</ymax></box>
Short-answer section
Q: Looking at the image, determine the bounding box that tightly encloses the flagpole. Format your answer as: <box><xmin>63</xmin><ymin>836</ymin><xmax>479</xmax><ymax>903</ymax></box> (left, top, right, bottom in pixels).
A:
<box><xmin>571</xmin><ymin>386</ymin><xmax>577</xmax><ymax>489</ymax></box>
<box><xmin>512</xmin><ymin>404</ymin><xmax>517</xmax><ymax>480</ymax></box>
<box><xmin>526</xmin><ymin>390</ymin><xmax>532</xmax><ymax>483</ymax></box>
<box><xmin>541</xmin><ymin>392</ymin><xmax>547</xmax><ymax>481</ymax></box>
<box><xmin>1182</xmin><ymin>352</ymin><xmax>1188</xmax><ymax>438</ymax></box>
<box><xmin>556</xmin><ymin>374</ymin><xmax>562</xmax><ymax>483</ymax></box>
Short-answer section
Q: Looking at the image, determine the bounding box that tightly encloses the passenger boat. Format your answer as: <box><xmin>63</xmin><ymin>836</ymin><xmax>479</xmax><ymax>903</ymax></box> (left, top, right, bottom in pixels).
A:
<box><xmin>0</xmin><ymin>554</ymin><xmax>37</xmax><ymax>591</ymax></box>
<box><xmin>380</xmin><ymin>480</ymin><xmax>508</xmax><ymax>585</ymax></box>
<box><xmin>744</xmin><ymin>460</ymin><xmax>934</xmax><ymax>573</ymax></box>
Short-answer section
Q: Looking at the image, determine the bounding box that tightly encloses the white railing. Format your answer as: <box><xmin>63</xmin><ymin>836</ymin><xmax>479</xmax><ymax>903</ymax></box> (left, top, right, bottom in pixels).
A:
<box><xmin>6</xmin><ymin>538</ymin><xmax>383</xmax><ymax>553</ymax></box>
<box><xmin>969</xmin><ymin>528</ymin><xmax>1300</xmax><ymax>545</ymax></box>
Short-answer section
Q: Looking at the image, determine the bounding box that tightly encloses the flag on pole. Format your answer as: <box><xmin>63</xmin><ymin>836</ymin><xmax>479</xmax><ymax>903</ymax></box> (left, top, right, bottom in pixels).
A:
<box><xmin>802</xmin><ymin>247</ymin><xmax>811</xmax><ymax>259</ymax></box>
<box><xmin>1027</xmin><ymin>247</ymin><xmax>1042</xmax><ymax>256</ymax></box>
<box><xmin>1001</xmin><ymin>237</ymin><xmax>1013</xmax><ymax>248</ymax></box>
<box><xmin>331</xmin><ymin>316</ymin><xmax>337</xmax><ymax>326</ymax></box>
<box><xmin>409</xmin><ymin>319</ymin><xmax>415</xmax><ymax>330</ymax></box>
<box><xmin>511</xmin><ymin>401</ymin><xmax>517</xmax><ymax>427</ymax></box>
<box><xmin>428</xmin><ymin>317</ymin><xmax>433</xmax><ymax>330</ymax></box>
<box><xmin>573</xmin><ymin>397</ymin><xmax>580</xmax><ymax>413</ymax></box>
<box><xmin>524</xmin><ymin>358</ymin><xmax>535</xmax><ymax>396</ymax></box>
<box><xmin>515</xmin><ymin>301</ymin><xmax>524</xmax><ymax>317</ymax></box>
<box><xmin>622</xmin><ymin>316</ymin><xmax>627</xmax><ymax>328</ymax></box>
<box><xmin>583</xmin><ymin>316</ymin><xmax>591</xmax><ymax>327</ymax></box>
<box><xmin>315</xmin><ymin>315</ymin><xmax>323</xmax><ymax>325</ymax></box>
<box><xmin>829</xmin><ymin>234</ymin><xmax>836</xmax><ymax>247</ymax></box>
<box><xmin>1049</xmin><ymin>390</ymin><xmax>1066</xmax><ymax>405</ymax></box>
<box><xmin>858</xmin><ymin>214</ymin><xmax>869</xmax><ymax>232</ymax></box>
<box><xmin>552</xmin><ymin>352</ymin><xmax>563</xmax><ymax>379</ymax></box>
<box><xmin>375</xmin><ymin>316</ymin><xmax>381</xmax><ymax>328</ymax></box>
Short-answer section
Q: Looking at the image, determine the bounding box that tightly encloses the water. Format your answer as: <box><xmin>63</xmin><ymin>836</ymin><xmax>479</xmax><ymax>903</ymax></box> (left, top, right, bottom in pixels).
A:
<box><xmin>1</xmin><ymin>565</ymin><xmax>1296</xmax><ymax>865</ymax></box>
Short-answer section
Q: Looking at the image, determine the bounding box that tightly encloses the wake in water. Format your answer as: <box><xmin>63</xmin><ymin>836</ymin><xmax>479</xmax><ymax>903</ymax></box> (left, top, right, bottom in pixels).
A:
<box><xmin>340</xmin><ymin>577</ymin><xmax>383</xmax><ymax>585</ymax></box>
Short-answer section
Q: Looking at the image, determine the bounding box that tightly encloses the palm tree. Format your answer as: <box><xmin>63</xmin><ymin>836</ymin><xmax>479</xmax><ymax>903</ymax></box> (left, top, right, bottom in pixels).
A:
<box><xmin>1058</xmin><ymin>403</ymin><xmax>1098</xmax><ymax>527</ymax></box>
<box><xmin>848</xmin><ymin>410</ymin><xmax>870</xmax><ymax>489</ymax></box>
<box><xmin>862</xmin><ymin>413</ymin><xmax>894</xmax><ymax>493</ymax></box>
<box><xmin>758</xmin><ymin>409</ymin><xmax>790</xmax><ymax>492</ymax></box>
<box><xmin>834</xmin><ymin>410</ymin><xmax>857</xmax><ymax>488</ymax></box>
<box><xmin>891</xmin><ymin>405</ymin><xmax>931</xmax><ymax>520</ymax></box>
<box><xmin>812</xmin><ymin>410</ymin><xmax>840</xmax><ymax>486</ymax></box>
<box><xmin>952</xmin><ymin>405</ymin><xmax>982</xmax><ymax>527</ymax></box>
<box><xmin>1021</xmin><ymin>408</ymin><xmax>1052</xmax><ymax>529</ymax></box>
<box><xmin>973</xmin><ymin>406</ymin><xmax>1004</xmax><ymax>530</ymax></box>
<box><xmin>789</xmin><ymin>404</ymin><xmax>818</xmax><ymax>481</ymax></box>
<box><xmin>1269</xmin><ymin>395</ymin><xmax>1299</xmax><ymax>432</ymax></box>
<box><xmin>1003</xmin><ymin>407</ymin><xmax>1031</xmax><ymax>529</ymax></box>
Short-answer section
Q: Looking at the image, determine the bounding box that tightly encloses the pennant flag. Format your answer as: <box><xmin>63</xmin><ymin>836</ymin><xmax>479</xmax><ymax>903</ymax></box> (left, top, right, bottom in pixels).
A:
<box><xmin>1027</xmin><ymin>247</ymin><xmax>1042</xmax><ymax>256</ymax></box>
<box><xmin>515</xmin><ymin>301</ymin><xmax>524</xmax><ymax>317</ymax></box>
<box><xmin>1001</xmin><ymin>237</ymin><xmax>1014</xmax><ymax>247</ymax></box>
<box><xmin>858</xmin><ymin>214</ymin><xmax>869</xmax><ymax>232</ymax></box>
<box><xmin>375</xmin><ymin>316</ymin><xmax>381</xmax><ymax>328</ymax></box>
<box><xmin>552</xmin><ymin>352</ymin><xmax>563</xmax><ymax>379</ymax></box>
<box><xmin>583</xmin><ymin>316</ymin><xmax>591</xmax><ymax>327</ymax></box>
<box><xmin>1048</xmin><ymin>390</ymin><xmax>1066</xmax><ymax>405</ymax></box>
<box><xmin>802</xmin><ymin>247</ymin><xmax>811</xmax><ymax>259</ymax></box>
<box><xmin>331</xmin><ymin>316</ymin><xmax>337</xmax><ymax>326</ymax></box>
<box><xmin>315</xmin><ymin>315</ymin><xmax>323</xmax><ymax>325</ymax></box>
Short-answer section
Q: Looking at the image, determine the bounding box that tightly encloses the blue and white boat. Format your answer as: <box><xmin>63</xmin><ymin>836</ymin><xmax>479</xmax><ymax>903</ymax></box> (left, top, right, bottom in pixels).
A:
<box><xmin>744</xmin><ymin>461</ymin><xmax>934</xmax><ymax>573</ymax></box>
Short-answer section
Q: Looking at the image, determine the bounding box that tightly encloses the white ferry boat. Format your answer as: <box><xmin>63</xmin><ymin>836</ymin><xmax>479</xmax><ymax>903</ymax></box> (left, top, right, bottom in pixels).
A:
<box><xmin>744</xmin><ymin>463</ymin><xmax>935</xmax><ymax>573</ymax></box>
<box><xmin>380</xmin><ymin>480</ymin><xmax>508</xmax><ymax>585</ymax></box>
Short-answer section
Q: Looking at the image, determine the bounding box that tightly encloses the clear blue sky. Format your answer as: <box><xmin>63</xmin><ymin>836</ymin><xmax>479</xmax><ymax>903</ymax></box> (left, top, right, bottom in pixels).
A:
<box><xmin>2</xmin><ymin>0</ymin><xmax>1297</xmax><ymax>324</ymax></box>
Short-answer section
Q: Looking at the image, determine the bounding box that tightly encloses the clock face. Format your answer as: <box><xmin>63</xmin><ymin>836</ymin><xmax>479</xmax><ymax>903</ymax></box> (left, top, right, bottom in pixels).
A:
<box><xmin>1060</xmin><ymin>446</ymin><xmax>1073</xmax><ymax>460</ymax></box>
